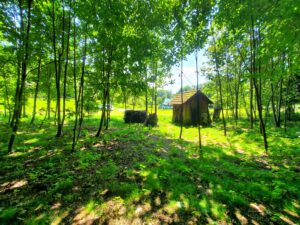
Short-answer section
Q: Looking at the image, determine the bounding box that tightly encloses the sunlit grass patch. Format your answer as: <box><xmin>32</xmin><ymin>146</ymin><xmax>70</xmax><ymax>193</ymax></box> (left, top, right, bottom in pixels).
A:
<box><xmin>0</xmin><ymin>108</ymin><xmax>299</xmax><ymax>224</ymax></box>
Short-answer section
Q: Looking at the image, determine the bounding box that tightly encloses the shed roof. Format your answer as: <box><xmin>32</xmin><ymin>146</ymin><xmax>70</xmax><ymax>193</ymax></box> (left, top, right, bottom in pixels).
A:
<box><xmin>170</xmin><ymin>90</ymin><xmax>213</xmax><ymax>105</ymax></box>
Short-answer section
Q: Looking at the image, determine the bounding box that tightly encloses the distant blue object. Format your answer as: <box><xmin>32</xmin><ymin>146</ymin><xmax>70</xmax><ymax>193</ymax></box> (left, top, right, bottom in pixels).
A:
<box><xmin>159</xmin><ymin>105</ymin><xmax>173</xmax><ymax>109</ymax></box>
<box><xmin>98</xmin><ymin>104</ymin><xmax>113</xmax><ymax>111</ymax></box>
<box><xmin>159</xmin><ymin>98</ymin><xmax>172</xmax><ymax>109</ymax></box>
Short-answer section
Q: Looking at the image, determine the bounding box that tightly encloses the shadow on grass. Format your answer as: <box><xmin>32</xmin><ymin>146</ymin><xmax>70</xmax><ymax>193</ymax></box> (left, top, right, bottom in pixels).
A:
<box><xmin>0</xmin><ymin>117</ymin><xmax>299</xmax><ymax>224</ymax></box>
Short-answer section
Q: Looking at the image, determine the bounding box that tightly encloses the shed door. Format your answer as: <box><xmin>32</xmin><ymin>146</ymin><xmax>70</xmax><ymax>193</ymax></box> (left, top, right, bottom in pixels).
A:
<box><xmin>191</xmin><ymin>97</ymin><xmax>201</xmax><ymax>126</ymax></box>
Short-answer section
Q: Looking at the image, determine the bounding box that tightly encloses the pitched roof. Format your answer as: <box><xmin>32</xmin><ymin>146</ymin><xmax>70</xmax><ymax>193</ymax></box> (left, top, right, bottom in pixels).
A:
<box><xmin>170</xmin><ymin>90</ymin><xmax>213</xmax><ymax>105</ymax></box>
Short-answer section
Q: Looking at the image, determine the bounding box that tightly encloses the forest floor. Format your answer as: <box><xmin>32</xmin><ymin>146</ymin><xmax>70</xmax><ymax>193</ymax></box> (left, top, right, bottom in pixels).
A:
<box><xmin>0</xmin><ymin>109</ymin><xmax>299</xmax><ymax>225</ymax></box>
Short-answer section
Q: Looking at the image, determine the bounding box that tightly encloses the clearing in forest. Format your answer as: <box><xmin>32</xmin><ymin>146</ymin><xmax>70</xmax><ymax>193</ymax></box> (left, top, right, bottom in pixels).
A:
<box><xmin>0</xmin><ymin>110</ymin><xmax>299</xmax><ymax>224</ymax></box>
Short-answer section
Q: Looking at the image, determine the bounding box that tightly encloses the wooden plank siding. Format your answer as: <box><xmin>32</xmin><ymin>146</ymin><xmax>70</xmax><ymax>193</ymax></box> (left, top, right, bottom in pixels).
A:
<box><xmin>171</xmin><ymin>91</ymin><xmax>212</xmax><ymax>126</ymax></box>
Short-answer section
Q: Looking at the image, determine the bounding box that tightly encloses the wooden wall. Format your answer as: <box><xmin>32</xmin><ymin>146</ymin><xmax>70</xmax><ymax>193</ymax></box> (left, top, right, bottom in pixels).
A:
<box><xmin>172</xmin><ymin>94</ymin><xmax>211</xmax><ymax>126</ymax></box>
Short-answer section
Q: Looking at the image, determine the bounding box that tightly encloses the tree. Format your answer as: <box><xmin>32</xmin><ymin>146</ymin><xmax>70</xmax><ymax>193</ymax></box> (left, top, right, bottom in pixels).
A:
<box><xmin>8</xmin><ymin>0</ymin><xmax>33</xmax><ymax>152</ymax></box>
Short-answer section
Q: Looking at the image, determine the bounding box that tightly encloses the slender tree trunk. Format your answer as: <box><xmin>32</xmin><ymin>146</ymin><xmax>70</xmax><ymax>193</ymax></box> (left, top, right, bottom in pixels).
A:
<box><xmin>71</xmin><ymin>11</ymin><xmax>78</xmax><ymax>151</ymax></box>
<box><xmin>3</xmin><ymin>69</ymin><xmax>12</xmax><ymax>123</ymax></box>
<box><xmin>241</xmin><ymin>88</ymin><xmax>249</xmax><ymax>119</ymax></box>
<box><xmin>95</xmin><ymin>48</ymin><xmax>106</xmax><ymax>137</ymax></box>
<box><xmin>154</xmin><ymin>61</ymin><xmax>158</xmax><ymax>115</ymax></box>
<box><xmin>254</xmin><ymin>78</ymin><xmax>268</xmax><ymax>152</ymax></box>
<box><xmin>4</xmin><ymin>79</ymin><xmax>10</xmax><ymax>120</ymax></box>
<box><xmin>105</xmin><ymin>60</ymin><xmax>111</xmax><ymax>131</ymax></box>
<box><xmin>47</xmin><ymin>65</ymin><xmax>52</xmax><ymax>119</ymax></box>
<box><xmin>145</xmin><ymin>69</ymin><xmax>148</xmax><ymax>114</ymax></box>
<box><xmin>96</xmin><ymin>89</ymin><xmax>107</xmax><ymax>137</ymax></box>
<box><xmin>249</xmin><ymin>33</ymin><xmax>254</xmax><ymax>128</ymax></box>
<box><xmin>31</xmin><ymin>58</ymin><xmax>41</xmax><ymax>124</ymax></box>
<box><xmin>225</xmin><ymin>62</ymin><xmax>229</xmax><ymax>120</ymax></box>
<box><xmin>251</xmin><ymin>15</ymin><xmax>268</xmax><ymax>153</ymax></box>
<box><xmin>11</xmin><ymin>62</ymin><xmax>21</xmax><ymax>128</ymax></box>
<box><xmin>276</xmin><ymin>78</ymin><xmax>283</xmax><ymax>127</ymax></box>
<box><xmin>22</xmin><ymin>94</ymin><xmax>26</xmax><ymax>117</ymax></box>
<box><xmin>8</xmin><ymin>0</ymin><xmax>32</xmax><ymax>152</ymax></box>
<box><xmin>52</xmin><ymin>0</ymin><xmax>63</xmax><ymax>137</ymax></box>
<box><xmin>265</xmin><ymin>99</ymin><xmax>269</xmax><ymax>125</ymax></box>
<box><xmin>195</xmin><ymin>49</ymin><xmax>202</xmax><ymax>153</ymax></box>
<box><xmin>217</xmin><ymin>72</ymin><xmax>227</xmax><ymax>136</ymax></box>
<box><xmin>96</xmin><ymin>47</ymin><xmax>113</xmax><ymax>137</ymax></box>
<box><xmin>179</xmin><ymin>54</ymin><xmax>183</xmax><ymax>139</ymax></box>
<box><xmin>52</xmin><ymin>0</ymin><xmax>61</xmax><ymax>137</ymax></box>
<box><xmin>150</xmin><ymin>88</ymin><xmax>153</xmax><ymax>113</ymax></box>
<box><xmin>105</xmin><ymin>81</ymin><xmax>110</xmax><ymax>130</ymax></box>
<box><xmin>235</xmin><ymin>69</ymin><xmax>240</xmax><ymax>123</ymax></box>
<box><xmin>213</xmin><ymin>36</ymin><xmax>227</xmax><ymax>136</ymax></box>
<box><xmin>62</xmin><ymin>9</ymin><xmax>71</xmax><ymax>128</ymax></box>
<box><xmin>250</xmin><ymin>80</ymin><xmax>254</xmax><ymax>128</ymax></box>
<box><xmin>76</xmin><ymin>26</ymin><xmax>87</xmax><ymax>140</ymax></box>
<box><xmin>271</xmin><ymin>83</ymin><xmax>278</xmax><ymax>126</ymax></box>
<box><xmin>284</xmin><ymin>78</ymin><xmax>290</xmax><ymax>133</ymax></box>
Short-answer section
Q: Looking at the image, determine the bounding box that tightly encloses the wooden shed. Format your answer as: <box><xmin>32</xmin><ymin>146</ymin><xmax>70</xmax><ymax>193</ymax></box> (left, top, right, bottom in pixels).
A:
<box><xmin>170</xmin><ymin>90</ymin><xmax>213</xmax><ymax>126</ymax></box>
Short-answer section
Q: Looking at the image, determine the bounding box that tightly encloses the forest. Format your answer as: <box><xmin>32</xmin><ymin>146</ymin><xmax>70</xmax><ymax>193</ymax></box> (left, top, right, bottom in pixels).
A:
<box><xmin>0</xmin><ymin>0</ymin><xmax>299</xmax><ymax>224</ymax></box>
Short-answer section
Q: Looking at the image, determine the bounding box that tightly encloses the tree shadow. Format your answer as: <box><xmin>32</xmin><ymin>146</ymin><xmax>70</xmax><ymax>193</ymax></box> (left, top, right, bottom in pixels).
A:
<box><xmin>0</xmin><ymin>118</ymin><xmax>299</xmax><ymax>224</ymax></box>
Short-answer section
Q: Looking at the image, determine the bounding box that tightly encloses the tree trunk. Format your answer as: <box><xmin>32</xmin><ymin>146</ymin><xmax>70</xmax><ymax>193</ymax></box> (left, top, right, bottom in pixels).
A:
<box><xmin>145</xmin><ymin>69</ymin><xmax>148</xmax><ymax>114</ymax></box>
<box><xmin>271</xmin><ymin>83</ymin><xmax>278</xmax><ymax>126</ymax></box>
<box><xmin>76</xmin><ymin>26</ymin><xmax>87</xmax><ymax>141</ymax></box>
<box><xmin>52</xmin><ymin>0</ymin><xmax>66</xmax><ymax>137</ymax></box>
<box><xmin>284</xmin><ymin>78</ymin><xmax>290</xmax><ymax>133</ymax></box>
<box><xmin>213</xmin><ymin>36</ymin><xmax>227</xmax><ymax>136</ymax></box>
<box><xmin>276</xmin><ymin>78</ymin><xmax>283</xmax><ymax>127</ymax></box>
<box><xmin>96</xmin><ymin>47</ymin><xmax>113</xmax><ymax>137</ymax></box>
<box><xmin>179</xmin><ymin>54</ymin><xmax>183</xmax><ymax>139</ymax></box>
<box><xmin>3</xmin><ymin>69</ymin><xmax>12</xmax><ymax>123</ymax></box>
<box><xmin>251</xmin><ymin>15</ymin><xmax>268</xmax><ymax>153</ymax></box>
<box><xmin>22</xmin><ymin>94</ymin><xmax>26</xmax><ymax>117</ymax></box>
<box><xmin>96</xmin><ymin>89</ymin><xmax>107</xmax><ymax>137</ymax></box>
<box><xmin>71</xmin><ymin>11</ymin><xmax>78</xmax><ymax>151</ymax></box>
<box><xmin>11</xmin><ymin>62</ymin><xmax>21</xmax><ymax>128</ymax></box>
<box><xmin>250</xmin><ymin>79</ymin><xmax>254</xmax><ymax>128</ymax></box>
<box><xmin>46</xmin><ymin>65</ymin><xmax>52</xmax><ymax>119</ymax></box>
<box><xmin>154</xmin><ymin>61</ymin><xmax>158</xmax><ymax>115</ymax></box>
<box><xmin>8</xmin><ymin>0</ymin><xmax>32</xmax><ymax>152</ymax></box>
<box><xmin>95</xmin><ymin>48</ymin><xmax>106</xmax><ymax>138</ymax></box>
<box><xmin>31</xmin><ymin>58</ymin><xmax>41</xmax><ymax>124</ymax></box>
<box><xmin>61</xmin><ymin>8</ymin><xmax>71</xmax><ymax>128</ymax></box>
<box><xmin>254</xmin><ymin>78</ymin><xmax>268</xmax><ymax>152</ymax></box>
<box><xmin>249</xmin><ymin>33</ymin><xmax>254</xmax><ymax>128</ymax></box>
<box><xmin>195</xmin><ymin>49</ymin><xmax>202</xmax><ymax>153</ymax></box>
<box><xmin>105</xmin><ymin>62</ymin><xmax>111</xmax><ymax>131</ymax></box>
<box><xmin>235</xmin><ymin>68</ymin><xmax>240</xmax><ymax>122</ymax></box>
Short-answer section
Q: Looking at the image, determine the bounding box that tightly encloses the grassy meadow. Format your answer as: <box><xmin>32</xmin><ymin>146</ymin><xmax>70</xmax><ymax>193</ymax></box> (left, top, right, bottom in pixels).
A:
<box><xmin>0</xmin><ymin>105</ymin><xmax>299</xmax><ymax>224</ymax></box>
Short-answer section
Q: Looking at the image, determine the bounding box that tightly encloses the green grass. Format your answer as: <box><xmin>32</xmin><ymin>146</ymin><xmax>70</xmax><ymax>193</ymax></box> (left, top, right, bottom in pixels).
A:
<box><xmin>0</xmin><ymin>108</ymin><xmax>299</xmax><ymax>224</ymax></box>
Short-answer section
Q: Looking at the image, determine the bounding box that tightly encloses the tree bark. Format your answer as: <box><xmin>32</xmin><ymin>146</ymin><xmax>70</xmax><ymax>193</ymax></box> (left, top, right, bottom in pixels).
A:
<box><xmin>251</xmin><ymin>15</ymin><xmax>268</xmax><ymax>153</ymax></box>
<box><xmin>76</xmin><ymin>25</ymin><xmax>87</xmax><ymax>141</ymax></box>
<box><xmin>234</xmin><ymin>65</ymin><xmax>241</xmax><ymax>122</ymax></box>
<box><xmin>213</xmin><ymin>36</ymin><xmax>227</xmax><ymax>136</ymax></box>
<box><xmin>61</xmin><ymin>8</ymin><xmax>71</xmax><ymax>128</ymax></box>
<box><xmin>195</xmin><ymin>49</ymin><xmax>202</xmax><ymax>153</ymax></box>
<box><xmin>179</xmin><ymin>54</ymin><xmax>183</xmax><ymax>139</ymax></box>
<box><xmin>31</xmin><ymin>58</ymin><xmax>41</xmax><ymax>124</ymax></box>
<box><xmin>145</xmin><ymin>68</ymin><xmax>148</xmax><ymax>114</ymax></box>
<box><xmin>8</xmin><ymin>0</ymin><xmax>32</xmax><ymax>152</ymax></box>
<box><xmin>52</xmin><ymin>0</ymin><xmax>66</xmax><ymax>137</ymax></box>
<box><xmin>71</xmin><ymin>10</ymin><xmax>78</xmax><ymax>151</ymax></box>
<box><xmin>3</xmin><ymin>68</ymin><xmax>12</xmax><ymax>123</ymax></box>
<box><xmin>254</xmin><ymin>78</ymin><xmax>268</xmax><ymax>152</ymax></box>
<box><xmin>154</xmin><ymin>61</ymin><xmax>158</xmax><ymax>115</ymax></box>
<box><xmin>46</xmin><ymin>65</ymin><xmax>52</xmax><ymax>119</ymax></box>
<box><xmin>284</xmin><ymin>78</ymin><xmax>290</xmax><ymax>133</ymax></box>
<box><xmin>96</xmin><ymin>47</ymin><xmax>113</xmax><ymax>137</ymax></box>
